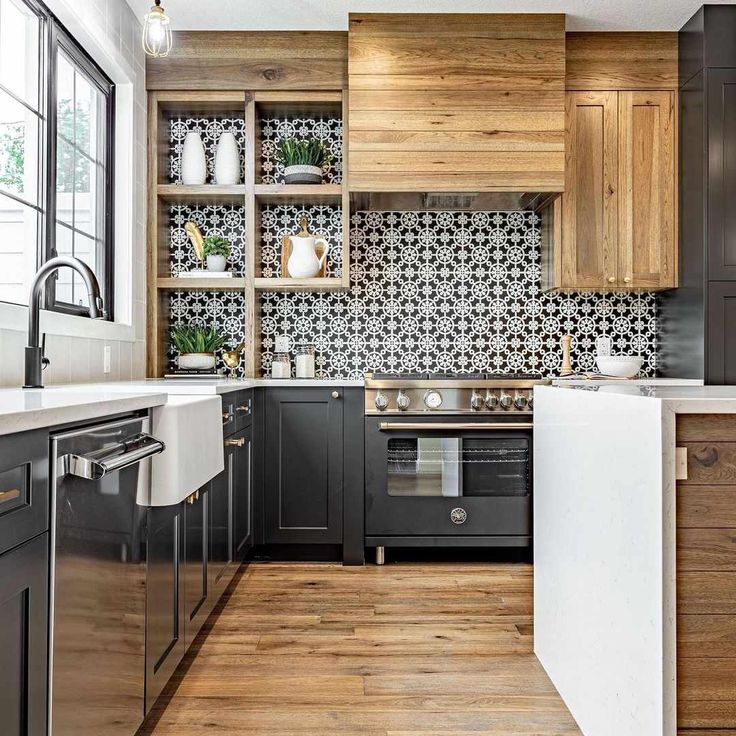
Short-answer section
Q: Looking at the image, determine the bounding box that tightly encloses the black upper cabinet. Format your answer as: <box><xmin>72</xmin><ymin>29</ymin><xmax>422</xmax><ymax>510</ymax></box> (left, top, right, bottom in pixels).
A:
<box><xmin>0</xmin><ymin>533</ymin><xmax>48</xmax><ymax>736</ymax></box>
<box><xmin>264</xmin><ymin>387</ymin><xmax>343</xmax><ymax>545</ymax></box>
<box><xmin>708</xmin><ymin>69</ymin><xmax>736</xmax><ymax>280</ymax></box>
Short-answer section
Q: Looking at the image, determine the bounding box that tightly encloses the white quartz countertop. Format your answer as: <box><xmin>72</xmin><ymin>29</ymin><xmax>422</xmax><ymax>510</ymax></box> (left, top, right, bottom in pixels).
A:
<box><xmin>0</xmin><ymin>387</ymin><xmax>167</xmax><ymax>436</ymax></box>
<box><xmin>51</xmin><ymin>377</ymin><xmax>365</xmax><ymax>395</ymax></box>
<box><xmin>544</xmin><ymin>382</ymin><xmax>736</xmax><ymax>412</ymax></box>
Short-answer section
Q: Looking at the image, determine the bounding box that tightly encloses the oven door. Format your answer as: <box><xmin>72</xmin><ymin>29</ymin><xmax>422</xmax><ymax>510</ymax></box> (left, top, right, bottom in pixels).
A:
<box><xmin>365</xmin><ymin>416</ymin><xmax>532</xmax><ymax>538</ymax></box>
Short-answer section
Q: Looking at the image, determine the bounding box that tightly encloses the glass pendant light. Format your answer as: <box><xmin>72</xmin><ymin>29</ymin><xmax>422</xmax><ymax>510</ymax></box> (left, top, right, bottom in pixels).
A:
<box><xmin>142</xmin><ymin>0</ymin><xmax>172</xmax><ymax>58</ymax></box>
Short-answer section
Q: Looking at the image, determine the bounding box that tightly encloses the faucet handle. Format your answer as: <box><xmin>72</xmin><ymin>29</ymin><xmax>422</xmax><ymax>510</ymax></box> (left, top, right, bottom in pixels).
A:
<box><xmin>41</xmin><ymin>333</ymin><xmax>50</xmax><ymax>370</ymax></box>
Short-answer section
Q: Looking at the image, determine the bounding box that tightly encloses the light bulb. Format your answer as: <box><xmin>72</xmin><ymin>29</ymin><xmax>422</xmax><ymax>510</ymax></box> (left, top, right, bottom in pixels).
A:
<box><xmin>142</xmin><ymin>1</ymin><xmax>172</xmax><ymax>58</ymax></box>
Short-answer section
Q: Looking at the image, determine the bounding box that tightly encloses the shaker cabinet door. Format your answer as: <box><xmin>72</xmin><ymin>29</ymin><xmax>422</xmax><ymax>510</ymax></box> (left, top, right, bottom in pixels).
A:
<box><xmin>232</xmin><ymin>425</ymin><xmax>253</xmax><ymax>560</ymax></box>
<box><xmin>184</xmin><ymin>485</ymin><xmax>209</xmax><ymax>648</ymax></box>
<box><xmin>618</xmin><ymin>90</ymin><xmax>677</xmax><ymax>289</ymax></box>
<box><xmin>561</xmin><ymin>91</ymin><xmax>618</xmax><ymax>289</ymax></box>
<box><xmin>708</xmin><ymin>69</ymin><xmax>736</xmax><ymax>280</ymax></box>
<box><xmin>264</xmin><ymin>388</ymin><xmax>343</xmax><ymax>545</ymax></box>
<box><xmin>0</xmin><ymin>533</ymin><xmax>48</xmax><ymax>736</ymax></box>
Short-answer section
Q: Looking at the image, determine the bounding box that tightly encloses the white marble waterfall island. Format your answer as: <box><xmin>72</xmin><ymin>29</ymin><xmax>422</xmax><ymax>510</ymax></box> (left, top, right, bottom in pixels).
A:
<box><xmin>533</xmin><ymin>384</ymin><xmax>736</xmax><ymax>736</ymax></box>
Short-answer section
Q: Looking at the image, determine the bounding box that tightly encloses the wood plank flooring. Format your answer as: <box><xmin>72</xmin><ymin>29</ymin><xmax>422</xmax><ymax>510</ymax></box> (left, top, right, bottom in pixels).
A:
<box><xmin>139</xmin><ymin>562</ymin><xmax>581</xmax><ymax>736</ymax></box>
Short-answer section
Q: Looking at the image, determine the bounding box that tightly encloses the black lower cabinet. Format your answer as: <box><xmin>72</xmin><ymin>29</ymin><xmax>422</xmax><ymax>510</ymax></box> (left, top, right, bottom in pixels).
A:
<box><xmin>0</xmin><ymin>533</ymin><xmax>48</xmax><ymax>736</ymax></box>
<box><xmin>264</xmin><ymin>388</ymin><xmax>343</xmax><ymax>545</ymax></box>
<box><xmin>209</xmin><ymin>437</ymin><xmax>235</xmax><ymax>599</ymax></box>
<box><xmin>145</xmin><ymin>503</ymin><xmax>185</xmax><ymax>713</ymax></box>
<box><xmin>183</xmin><ymin>485</ymin><xmax>209</xmax><ymax>648</ymax></box>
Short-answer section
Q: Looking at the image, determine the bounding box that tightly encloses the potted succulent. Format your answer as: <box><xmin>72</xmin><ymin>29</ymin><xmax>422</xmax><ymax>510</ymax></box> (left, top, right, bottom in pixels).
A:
<box><xmin>276</xmin><ymin>138</ymin><xmax>331</xmax><ymax>184</ymax></box>
<box><xmin>202</xmin><ymin>235</ymin><xmax>231</xmax><ymax>272</ymax></box>
<box><xmin>170</xmin><ymin>324</ymin><xmax>225</xmax><ymax>371</ymax></box>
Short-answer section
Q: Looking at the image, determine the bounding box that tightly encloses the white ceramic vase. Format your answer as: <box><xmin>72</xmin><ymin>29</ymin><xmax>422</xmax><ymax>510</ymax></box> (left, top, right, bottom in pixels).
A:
<box><xmin>214</xmin><ymin>132</ymin><xmax>240</xmax><ymax>185</ymax></box>
<box><xmin>206</xmin><ymin>254</ymin><xmax>227</xmax><ymax>272</ymax></box>
<box><xmin>181</xmin><ymin>131</ymin><xmax>207</xmax><ymax>185</ymax></box>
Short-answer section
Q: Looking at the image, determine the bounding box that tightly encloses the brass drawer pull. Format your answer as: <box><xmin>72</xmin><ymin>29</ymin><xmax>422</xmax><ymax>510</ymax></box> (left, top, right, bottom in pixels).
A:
<box><xmin>0</xmin><ymin>488</ymin><xmax>20</xmax><ymax>504</ymax></box>
<box><xmin>236</xmin><ymin>404</ymin><xmax>250</xmax><ymax>413</ymax></box>
<box><xmin>225</xmin><ymin>437</ymin><xmax>245</xmax><ymax>447</ymax></box>
<box><xmin>222</xmin><ymin>411</ymin><xmax>233</xmax><ymax>422</ymax></box>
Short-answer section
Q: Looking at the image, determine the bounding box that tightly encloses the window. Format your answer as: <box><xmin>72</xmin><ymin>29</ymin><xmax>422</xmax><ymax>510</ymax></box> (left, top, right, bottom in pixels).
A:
<box><xmin>0</xmin><ymin>0</ymin><xmax>114</xmax><ymax>318</ymax></box>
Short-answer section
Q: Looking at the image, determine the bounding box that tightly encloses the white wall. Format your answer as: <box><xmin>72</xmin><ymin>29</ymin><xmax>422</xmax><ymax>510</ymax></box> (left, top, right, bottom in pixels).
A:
<box><xmin>0</xmin><ymin>0</ymin><xmax>147</xmax><ymax>386</ymax></box>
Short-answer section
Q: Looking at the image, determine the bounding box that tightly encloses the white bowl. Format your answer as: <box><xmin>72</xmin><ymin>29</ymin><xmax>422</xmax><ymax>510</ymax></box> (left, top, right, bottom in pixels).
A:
<box><xmin>596</xmin><ymin>355</ymin><xmax>644</xmax><ymax>378</ymax></box>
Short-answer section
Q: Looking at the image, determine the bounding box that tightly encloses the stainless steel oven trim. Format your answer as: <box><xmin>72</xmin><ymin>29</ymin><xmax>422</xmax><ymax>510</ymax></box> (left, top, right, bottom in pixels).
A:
<box><xmin>379</xmin><ymin>422</ymin><xmax>534</xmax><ymax>430</ymax></box>
<box><xmin>48</xmin><ymin>413</ymin><xmax>151</xmax><ymax>736</ymax></box>
<box><xmin>365</xmin><ymin>376</ymin><xmax>550</xmax><ymax>390</ymax></box>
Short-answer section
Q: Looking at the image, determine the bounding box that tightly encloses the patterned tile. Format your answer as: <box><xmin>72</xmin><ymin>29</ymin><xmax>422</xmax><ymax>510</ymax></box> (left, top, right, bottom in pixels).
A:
<box><xmin>259</xmin><ymin>211</ymin><xmax>659</xmax><ymax>380</ymax></box>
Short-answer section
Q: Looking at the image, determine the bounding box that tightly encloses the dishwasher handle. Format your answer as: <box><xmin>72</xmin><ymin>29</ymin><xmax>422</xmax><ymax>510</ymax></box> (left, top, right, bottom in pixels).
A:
<box><xmin>62</xmin><ymin>433</ymin><xmax>166</xmax><ymax>480</ymax></box>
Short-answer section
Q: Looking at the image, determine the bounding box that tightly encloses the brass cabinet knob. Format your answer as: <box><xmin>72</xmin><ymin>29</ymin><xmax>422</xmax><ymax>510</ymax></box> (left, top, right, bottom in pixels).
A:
<box><xmin>623</xmin><ymin>276</ymin><xmax>632</xmax><ymax>284</ymax></box>
<box><xmin>225</xmin><ymin>437</ymin><xmax>245</xmax><ymax>447</ymax></box>
<box><xmin>332</xmin><ymin>391</ymin><xmax>340</xmax><ymax>399</ymax></box>
<box><xmin>222</xmin><ymin>411</ymin><xmax>233</xmax><ymax>421</ymax></box>
<box><xmin>607</xmin><ymin>276</ymin><xmax>616</xmax><ymax>284</ymax></box>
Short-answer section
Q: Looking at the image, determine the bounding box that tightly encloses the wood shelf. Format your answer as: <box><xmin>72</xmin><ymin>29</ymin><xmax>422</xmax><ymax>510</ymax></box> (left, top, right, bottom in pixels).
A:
<box><xmin>157</xmin><ymin>184</ymin><xmax>246</xmax><ymax>204</ymax></box>
<box><xmin>254</xmin><ymin>183</ymin><xmax>343</xmax><ymax>204</ymax></box>
<box><xmin>157</xmin><ymin>277</ymin><xmax>247</xmax><ymax>290</ymax></box>
<box><xmin>254</xmin><ymin>277</ymin><xmax>348</xmax><ymax>292</ymax></box>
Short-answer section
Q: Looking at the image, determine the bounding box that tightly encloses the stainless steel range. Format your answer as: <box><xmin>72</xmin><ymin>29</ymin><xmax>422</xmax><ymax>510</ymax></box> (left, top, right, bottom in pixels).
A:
<box><xmin>364</xmin><ymin>373</ymin><xmax>550</xmax><ymax>564</ymax></box>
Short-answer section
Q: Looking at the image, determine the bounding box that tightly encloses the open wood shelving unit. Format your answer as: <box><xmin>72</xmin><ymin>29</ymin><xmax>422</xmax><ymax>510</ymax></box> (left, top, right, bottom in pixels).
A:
<box><xmin>147</xmin><ymin>88</ymin><xmax>350</xmax><ymax>378</ymax></box>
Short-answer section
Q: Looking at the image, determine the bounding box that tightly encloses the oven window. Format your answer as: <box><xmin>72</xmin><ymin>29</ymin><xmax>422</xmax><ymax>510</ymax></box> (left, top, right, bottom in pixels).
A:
<box><xmin>386</xmin><ymin>437</ymin><xmax>529</xmax><ymax>497</ymax></box>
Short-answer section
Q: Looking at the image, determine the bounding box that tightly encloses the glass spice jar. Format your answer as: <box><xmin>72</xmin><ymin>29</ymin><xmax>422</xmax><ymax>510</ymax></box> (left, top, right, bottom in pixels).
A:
<box><xmin>271</xmin><ymin>352</ymin><xmax>290</xmax><ymax>379</ymax></box>
<box><xmin>295</xmin><ymin>344</ymin><xmax>316</xmax><ymax>379</ymax></box>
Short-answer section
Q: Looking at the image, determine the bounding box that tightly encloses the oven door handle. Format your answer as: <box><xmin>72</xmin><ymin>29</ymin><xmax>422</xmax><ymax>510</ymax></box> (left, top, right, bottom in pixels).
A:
<box><xmin>378</xmin><ymin>422</ymin><xmax>534</xmax><ymax>431</ymax></box>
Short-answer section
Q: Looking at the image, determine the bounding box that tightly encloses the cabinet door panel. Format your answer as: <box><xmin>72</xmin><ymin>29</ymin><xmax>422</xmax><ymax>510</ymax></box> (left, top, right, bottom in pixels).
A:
<box><xmin>184</xmin><ymin>486</ymin><xmax>209</xmax><ymax>648</ymax></box>
<box><xmin>265</xmin><ymin>388</ymin><xmax>343</xmax><ymax>544</ymax></box>
<box><xmin>233</xmin><ymin>426</ymin><xmax>253</xmax><ymax>559</ymax></box>
<box><xmin>707</xmin><ymin>281</ymin><xmax>736</xmax><ymax>384</ymax></box>
<box><xmin>708</xmin><ymin>69</ymin><xmax>736</xmax><ymax>280</ymax></box>
<box><xmin>0</xmin><ymin>533</ymin><xmax>48</xmax><ymax>736</ymax></box>
<box><xmin>618</xmin><ymin>90</ymin><xmax>676</xmax><ymax>288</ymax></box>
<box><xmin>562</xmin><ymin>91</ymin><xmax>618</xmax><ymax>288</ymax></box>
<box><xmin>209</xmin><ymin>441</ymin><xmax>234</xmax><ymax>598</ymax></box>
<box><xmin>145</xmin><ymin>503</ymin><xmax>185</xmax><ymax>712</ymax></box>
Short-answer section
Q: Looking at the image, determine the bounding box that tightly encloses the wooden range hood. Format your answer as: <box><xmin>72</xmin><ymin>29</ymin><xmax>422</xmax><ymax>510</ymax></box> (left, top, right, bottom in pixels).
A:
<box><xmin>348</xmin><ymin>13</ymin><xmax>565</xmax><ymax>203</ymax></box>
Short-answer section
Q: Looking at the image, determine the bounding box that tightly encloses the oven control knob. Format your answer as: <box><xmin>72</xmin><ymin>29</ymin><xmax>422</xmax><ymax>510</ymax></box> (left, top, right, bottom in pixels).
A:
<box><xmin>485</xmin><ymin>392</ymin><xmax>499</xmax><ymax>410</ymax></box>
<box><xmin>470</xmin><ymin>391</ymin><xmax>484</xmax><ymax>411</ymax></box>
<box><xmin>500</xmin><ymin>392</ymin><xmax>514</xmax><ymax>409</ymax></box>
<box><xmin>423</xmin><ymin>389</ymin><xmax>443</xmax><ymax>410</ymax></box>
<box><xmin>514</xmin><ymin>392</ymin><xmax>529</xmax><ymax>410</ymax></box>
<box><xmin>396</xmin><ymin>390</ymin><xmax>411</xmax><ymax>411</ymax></box>
<box><xmin>528</xmin><ymin>394</ymin><xmax>534</xmax><ymax>410</ymax></box>
<box><xmin>374</xmin><ymin>391</ymin><xmax>389</xmax><ymax>412</ymax></box>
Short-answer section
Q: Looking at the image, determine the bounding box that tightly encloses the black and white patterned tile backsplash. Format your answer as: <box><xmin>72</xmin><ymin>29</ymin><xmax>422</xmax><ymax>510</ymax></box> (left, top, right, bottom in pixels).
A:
<box><xmin>260</xmin><ymin>116</ymin><xmax>342</xmax><ymax>184</ymax></box>
<box><xmin>169</xmin><ymin>117</ymin><xmax>246</xmax><ymax>184</ymax></box>
<box><xmin>260</xmin><ymin>204</ymin><xmax>343</xmax><ymax>278</ymax></box>
<box><xmin>170</xmin><ymin>204</ymin><xmax>246</xmax><ymax>277</ymax></box>
<box><xmin>168</xmin><ymin>290</ymin><xmax>247</xmax><ymax>378</ymax></box>
<box><xmin>259</xmin><ymin>211</ymin><xmax>659</xmax><ymax>379</ymax></box>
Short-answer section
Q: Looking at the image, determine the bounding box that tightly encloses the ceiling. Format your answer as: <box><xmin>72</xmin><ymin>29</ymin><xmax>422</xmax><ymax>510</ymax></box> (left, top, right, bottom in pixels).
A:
<box><xmin>126</xmin><ymin>0</ymin><xmax>733</xmax><ymax>32</ymax></box>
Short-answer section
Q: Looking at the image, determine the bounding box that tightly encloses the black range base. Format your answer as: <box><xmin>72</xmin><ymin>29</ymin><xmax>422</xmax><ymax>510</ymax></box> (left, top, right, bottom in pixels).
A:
<box><xmin>364</xmin><ymin>373</ymin><xmax>548</xmax><ymax>564</ymax></box>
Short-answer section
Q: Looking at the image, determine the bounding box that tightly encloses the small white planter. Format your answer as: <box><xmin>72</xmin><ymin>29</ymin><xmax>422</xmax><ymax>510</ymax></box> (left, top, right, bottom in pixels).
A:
<box><xmin>177</xmin><ymin>353</ymin><xmax>216</xmax><ymax>371</ymax></box>
<box><xmin>215</xmin><ymin>132</ymin><xmax>240</xmax><ymax>185</ymax></box>
<box><xmin>284</xmin><ymin>164</ymin><xmax>322</xmax><ymax>184</ymax></box>
<box><xmin>206</xmin><ymin>254</ymin><xmax>227</xmax><ymax>272</ymax></box>
<box><xmin>181</xmin><ymin>131</ymin><xmax>207</xmax><ymax>185</ymax></box>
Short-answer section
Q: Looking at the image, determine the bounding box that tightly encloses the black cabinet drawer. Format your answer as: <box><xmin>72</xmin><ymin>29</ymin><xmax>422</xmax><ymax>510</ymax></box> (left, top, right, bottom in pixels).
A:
<box><xmin>0</xmin><ymin>429</ymin><xmax>49</xmax><ymax>556</ymax></box>
<box><xmin>221</xmin><ymin>394</ymin><xmax>236</xmax><ymax>435</ymax></box>
<box><xmin>234</xmin><ymin>389</ymin><xmax>253</xmax><ymax>432</ymax></box>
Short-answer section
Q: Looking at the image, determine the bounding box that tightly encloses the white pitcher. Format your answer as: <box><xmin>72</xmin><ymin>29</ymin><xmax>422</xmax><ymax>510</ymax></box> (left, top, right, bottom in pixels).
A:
<box><xmin>287</xmin><ymin>233</ymin><xmax>329</xmax><ymax>278</ymax></box>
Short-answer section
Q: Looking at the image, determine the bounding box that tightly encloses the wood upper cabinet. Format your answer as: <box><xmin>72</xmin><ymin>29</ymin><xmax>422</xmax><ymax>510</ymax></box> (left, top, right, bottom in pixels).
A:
<box><xmin>618</xmin><ymin>91</ymin><xmax>676</xmax><ymax>289</ymax></box>
<box><xmin>544</xmin><ymin>89</ymin><xmax>677</xmax><ymax>291</ymax></box>
<box><xmin>561</xmin><ymin>91</ymin><xmax>618</xmax><ymax>288</ymax></box>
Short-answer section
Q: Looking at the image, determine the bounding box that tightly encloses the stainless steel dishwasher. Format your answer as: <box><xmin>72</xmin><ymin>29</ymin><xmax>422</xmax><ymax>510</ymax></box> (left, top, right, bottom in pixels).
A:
<box><xmin>49</xmin><ymin>415</ymin><xmax>165</xmax><ymax>736</ymax></box>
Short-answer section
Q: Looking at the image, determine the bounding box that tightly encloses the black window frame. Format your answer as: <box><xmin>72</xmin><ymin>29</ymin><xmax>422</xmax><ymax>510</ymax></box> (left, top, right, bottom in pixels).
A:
<box><xmin>46</xmin><ymin>12</ymin><xmax>115</xmax><ymax>319</ymax></box>
<box><xmin>0</xmin><ymin>0</ymin><xmax>115</xmax><ymax>319</ymax></box>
